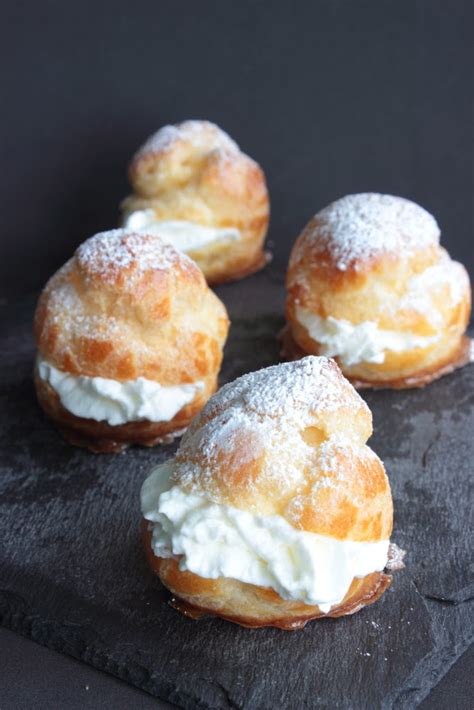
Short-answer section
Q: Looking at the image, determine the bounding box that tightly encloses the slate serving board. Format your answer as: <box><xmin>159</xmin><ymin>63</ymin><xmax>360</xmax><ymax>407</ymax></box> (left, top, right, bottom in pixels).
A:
<box><xmin>1</xmin><ymin>267</ymin><xmax>473</xmax><ymax>709</ymax></box>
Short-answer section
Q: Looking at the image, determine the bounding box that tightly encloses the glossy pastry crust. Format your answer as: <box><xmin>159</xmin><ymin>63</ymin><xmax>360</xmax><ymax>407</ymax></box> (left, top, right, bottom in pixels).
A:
<box><xmin>34</xmin><ymin>230</ymin><xmax>229</xmax><ymax>452</ymax></box>
<box><xmin>122</xmin><ymin>120</ymin><xmax>270</xmax><ymax>284</ymax></box>
<box><xmin>142</xmin><ymin>357</ymin><xmax>394</xmax><ymax>626</ymax></box>
<box><xmin>285</xmin><ymin>194</ymin><xmax>471</xmax><ymax>388</ymax></box>
<box><xmin>143</xmin><ymin>524</ymin><xmax>392</xmax><ymax>630</ymax></box>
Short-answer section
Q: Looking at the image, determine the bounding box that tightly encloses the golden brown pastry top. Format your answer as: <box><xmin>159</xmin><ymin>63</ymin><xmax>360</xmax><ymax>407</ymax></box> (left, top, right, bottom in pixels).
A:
<box><xmin>129</xmin><ymin>120</ymin><xmax>240</xmax><ymax>195</ymax></box>
<box><xmin>123</xmin><ymin>120</ymin><xmax>269</xmax><ymax>240</ymax></box>
<box><xmin>291</xmin><ymin>193</ymin><xmax>441</xmax><ymax>274</ymax></box>
<box><xmin>287</xmin><ymin>193</ymin><xmax>471</xmax><ymax>337</ymax></box>
<box><xmin>171</xmin><ymin>357</ymin><xmax>393</xmax><ymax>542</ymax></box>
<box><xmin>34</xmin><ymin>229</ymin><xmax>229</xmax><ymax>384</ymax></box>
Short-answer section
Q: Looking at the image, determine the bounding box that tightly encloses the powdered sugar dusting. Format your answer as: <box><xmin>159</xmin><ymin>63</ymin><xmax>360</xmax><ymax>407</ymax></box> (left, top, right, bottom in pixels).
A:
<box><xmin>133</xmin><ymin>120</ymin><xmax>240</xmax><ymax>162</ymax></box>
<box><xmin>283</xmin><ymin>432</ymin><xmax>385</xmax><ymax>526</ymax></box>
<box><xmin>398</xmin><ymin>252</ymin><xmax>470</xmax><ymax>326</ymax></box>
<box><xmin>39</xmin><ymin>267</ymin><xmax>142</xmax><ymax>360</ymax></box>
<box><xmin>76</xmin><ymin>229</ymin><xmax>193</xmax><ymax>283</ymax></box>
<box><xmin>206</xmin><ymin>356</ymin><xmax>362</xmax><ymax>419</ymax></box>
<box><xmin>300</xmin><ymin>193</ymin><xmax>440</xmax><ymax>271</ymax></box>
<box><xmin>318</xmin><ymin>434</ymin><xmax>369</xmax><ymax>475</ymax></box>
<box><xmin>192</xmin><ymin>408</ymin><xmax>268</xmax><ymax>469</ymax></box>
<box><xmin>173</xmin><ymin>358</ymin><xmax>372</xmax><ymax>501</ymax></box>
<box><xmin>38</xmin><ymin>230</ymin><xmax>197</xmax><ymax>359</ymax></box>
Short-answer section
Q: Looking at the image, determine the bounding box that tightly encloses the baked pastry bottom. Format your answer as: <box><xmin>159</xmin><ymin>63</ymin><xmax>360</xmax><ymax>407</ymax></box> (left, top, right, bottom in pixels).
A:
<box><xmin>280</xmin><ymin>326</ymin><xmax>472</xmax><ymax>390</ymax></box>
<box><xmin>35</xmin><ymin>371</ymin><xmax>216</xmax><ymax>453</ymax></box>
<box><xmin>143</xmin><ymin>523</ymin><xmax>393</xmax><ymax>630</ymax></box>
<box><xmin>198</xmin><ymin>249</ymin><xmax>272</xmax><ymax>286</ymax></box>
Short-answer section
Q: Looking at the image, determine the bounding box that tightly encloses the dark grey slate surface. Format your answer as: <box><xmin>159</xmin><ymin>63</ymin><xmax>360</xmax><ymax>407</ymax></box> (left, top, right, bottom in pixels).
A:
<box><xmin>1</xmin><ymin>268</ymin><xmax>473</xmax><ymax>709</ymax></box>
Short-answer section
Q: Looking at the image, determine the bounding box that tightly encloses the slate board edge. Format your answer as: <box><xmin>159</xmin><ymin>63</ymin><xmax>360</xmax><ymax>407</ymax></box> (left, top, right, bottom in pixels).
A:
<box><xmin>1</xmin><ymin>587</ymin><xmax>472</xmax><ymax>710</ymax></box>
<box><xmin>391</xmin><ymin>593</ymin><xmax>474</xmax><ymax>709</ymax></box>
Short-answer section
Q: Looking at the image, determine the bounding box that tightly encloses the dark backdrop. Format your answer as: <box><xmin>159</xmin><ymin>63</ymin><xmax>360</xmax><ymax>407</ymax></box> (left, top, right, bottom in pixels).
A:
<box><xmin>1</xmin><ymin>1</ymin><xmax>473</xmax><ymax>296</ymax></box>
<box><xmin>1</xmin><ymin>3</ymin><xmax>473</xmax><ymax>706</ymax></box>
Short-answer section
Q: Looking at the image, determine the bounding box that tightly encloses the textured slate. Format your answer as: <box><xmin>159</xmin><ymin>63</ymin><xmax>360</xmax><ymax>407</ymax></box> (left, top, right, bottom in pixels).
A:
<box><xmin>1</xmin><ymin>267</ymin><xmax>473</xmax><ymax>709</ymax></box>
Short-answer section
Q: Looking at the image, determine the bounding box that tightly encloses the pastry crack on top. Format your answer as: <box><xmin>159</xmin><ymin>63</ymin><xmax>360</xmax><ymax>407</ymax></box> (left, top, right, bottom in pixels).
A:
<box><xmin>284</xmin><ymin>193</ymin><xmax>472</xmax><ymax>389</ymax></box>
<box><xmin>33</xmin><ymin>228</ymin><xmax>229</xmax><ymax>453</ymax></box>
<box><xmin>121</xmin><ymin>119</ymin><xmax>271</xmax><ymax>285</ymax></box>
<box><xmin>141</xmin><ymin>357</ymin><xmax>401</xmax><ymax>630</ymax></box>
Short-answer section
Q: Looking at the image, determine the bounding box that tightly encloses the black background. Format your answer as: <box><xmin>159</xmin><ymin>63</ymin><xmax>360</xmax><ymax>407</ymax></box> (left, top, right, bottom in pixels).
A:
<box><xmin>1</xmin><ymin>2</ymin><xmax>472</xmax><ymax>707</ymax></box>
<box><xmin>1</xmin><ymin>0</ymin><xmax>473</xmax><ymax>299</ymax></box>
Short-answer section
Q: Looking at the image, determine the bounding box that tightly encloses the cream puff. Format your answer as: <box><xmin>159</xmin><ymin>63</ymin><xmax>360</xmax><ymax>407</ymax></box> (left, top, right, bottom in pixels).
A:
<box><xmin>284</xmin><ymin>193</ymin><xmax>471</xmax><ymax>388</ymax></box>
<box><xmin>121</xmin><ymin>120</ymin><xmax>270</xmax><ymax>285</ymax></box>
<box><xmin>34</xmin><ymin>229</ymin><xmax>229</xmax><ymax>453</ymax></box>
<box><xmin>141</xmin><ymin>357</ymin><xmax>401</xmax><ymax>629</ymax></box>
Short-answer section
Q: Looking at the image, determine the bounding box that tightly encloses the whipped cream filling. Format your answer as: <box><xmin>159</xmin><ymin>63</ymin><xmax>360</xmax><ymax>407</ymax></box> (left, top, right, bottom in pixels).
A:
<box><xmin>124</xmin><ymin>210</ymin><xmax>241</xmax><ymax>253</ymax></box>
<box><xmin>141</xmin><ymin>462</ymin><xmax>390</xmax><ymax>613</ymax></box>
<box><xmin>295</xmin><ymin>307</ymin><xmax>439</xmax><ymax>367</ymax></box>
<box><xmin>37</xmin><ymin>355</ymin><xmax>203</xmax><ymax>426</ymax></box>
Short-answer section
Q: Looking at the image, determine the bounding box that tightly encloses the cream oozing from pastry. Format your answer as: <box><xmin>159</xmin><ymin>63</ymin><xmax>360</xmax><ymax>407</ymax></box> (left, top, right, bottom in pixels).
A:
<box><xmin>37</xmin><ymin>356</ymin><xmax>203</xmax><ymax>426</ymax></box>
<box><xmin>141</xmin><ymin>462</ymin><xmax>390</xmax><ymax>613</ymax></box>
<box><xmin>294</xmin><ymin>254</ymin><xmax>469</xmax><ymax>367</ymax></box>
<box><xmin>124</xmin><ymin>210</ymin><xmax>241</xmax><ymax>253</ymax></box>
<box><xmin>294</xmin><ymin>308</ymin><xmax>440</xmax><ymax>367</ymax></box>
